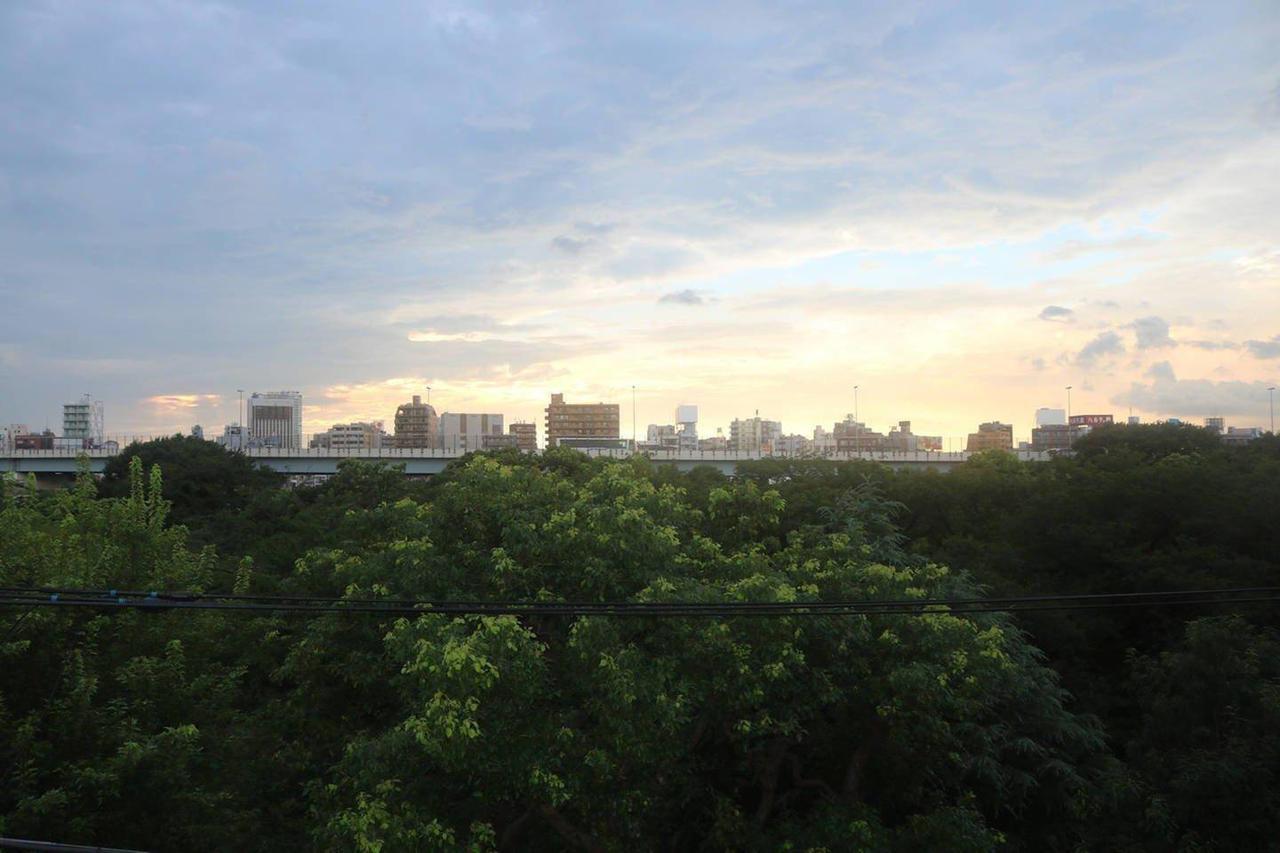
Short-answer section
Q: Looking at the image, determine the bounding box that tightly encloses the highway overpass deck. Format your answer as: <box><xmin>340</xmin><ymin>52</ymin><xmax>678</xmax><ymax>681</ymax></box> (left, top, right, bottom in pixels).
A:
<box><xmin>2</xmin><ymin>447</ymin><xmax>1055</xmax><ymax>478</ymax></box>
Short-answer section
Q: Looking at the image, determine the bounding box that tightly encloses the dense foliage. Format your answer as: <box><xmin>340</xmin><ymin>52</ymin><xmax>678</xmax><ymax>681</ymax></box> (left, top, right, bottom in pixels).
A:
<box><xmin>1</xmin><ymin>427</ymin><xmax>1277</xmax><ymax>850</ymax></box>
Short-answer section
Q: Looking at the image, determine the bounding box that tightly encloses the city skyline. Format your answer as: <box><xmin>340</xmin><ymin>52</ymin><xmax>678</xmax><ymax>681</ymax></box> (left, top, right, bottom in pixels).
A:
<box><xmin>4</xmin><ymin>385</ymin><xmax>1270</xmax><ymax>451</ymax></box>
<box><xmin>2</xmin><ymin>3</ymin><xmax>1279</xmax><ymax>439</ymax></box>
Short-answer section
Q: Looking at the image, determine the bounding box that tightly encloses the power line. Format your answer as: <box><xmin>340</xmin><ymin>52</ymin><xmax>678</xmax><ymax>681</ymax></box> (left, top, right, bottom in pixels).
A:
<box><xmin>0</xmin><ymin>586</ymin><xmax>1275</xmax><ymax>618</ymax></box>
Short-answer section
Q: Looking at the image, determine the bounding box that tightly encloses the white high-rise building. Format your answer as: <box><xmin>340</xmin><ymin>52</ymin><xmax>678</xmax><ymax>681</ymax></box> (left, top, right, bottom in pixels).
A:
<box><xmin>63</xmin><ymin>396</ymin><xmax>104</xmax><ymax>445</ymax></box>
<box><xmin>438</xmin><ymin>412</ymin><xmax>505</xmax><ymax>452</ymax></box>
<box><xmin>248</xmin><ymin>391</ymin><xmax>303</xmax><ymax>449</ymax></box>
<box><xmin>3</xmin><ymin>424</ymin><xmax>30</xmax><ymax>452</ymax></box>
<box><xmin>1035</xmin><ymin>407</ymin><xmax>1067</xmax><ymax>427</ymax></box>
<box><xmin>675</xmin><ymin>404</ymin><xmax>699</xmax><ymax>451</ymax></box>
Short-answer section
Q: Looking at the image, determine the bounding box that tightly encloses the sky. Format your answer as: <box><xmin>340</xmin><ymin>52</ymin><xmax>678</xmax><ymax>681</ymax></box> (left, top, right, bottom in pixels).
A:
<box><xmin>2</xmin><ymin>0</ymin><xmax>1279</xmax><ymax>444</ymax></box>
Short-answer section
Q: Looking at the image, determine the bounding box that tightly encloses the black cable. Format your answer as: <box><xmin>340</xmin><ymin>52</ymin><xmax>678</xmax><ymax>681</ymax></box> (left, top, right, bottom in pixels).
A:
<box><xmin>2</xmin><ymin>584</ymin><xmax>1275</xmax><ymax>610</ymax></box>
<box><xmin>0</xmin><ymin>591</ymin><xmax>1275</xmax><ymax>617</ymax></box>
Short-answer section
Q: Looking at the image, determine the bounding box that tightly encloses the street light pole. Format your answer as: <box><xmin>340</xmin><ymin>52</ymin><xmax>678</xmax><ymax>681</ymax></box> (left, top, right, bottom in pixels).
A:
<box><xmin>1269</xmin><ymin>386</ymin><xmax>1276</xmax><ymax>434</ymax></box>
<box><xmin>854</xmin><ymin>385</ymin><xmax>860</xmax><ymax>457</ymax></box>
<box><xmin>632</xmin><ymin>385</ymin><xmax>637</xmax><ymax>452</ymax></box>
<box><xmin>1065</xmin><ymin>385</ymin><xmax>1073</xmax><ymax>449</ymax></box>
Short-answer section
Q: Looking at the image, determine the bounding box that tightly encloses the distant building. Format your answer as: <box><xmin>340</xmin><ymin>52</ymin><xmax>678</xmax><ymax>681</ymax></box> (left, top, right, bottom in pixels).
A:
<box><xmin>1035</xmin><ymin>407</ymin><xmax>1067</xmax><ymax>427</ymax></box>
<box><xmin>730</xmin><ymin>415</ymin><xmax>782</xmax><ymax>452</ymax></box>
<box><xmin>439</xmin><ymin>413</ymin><xmax>505</xmax><ymax>452</ymax></box>
<box><xmin>248</xmin><ymin>391</ymin><xmax>302</xmax><ymax>449</ymax></box>
<box><xmin>1127</xmin><ymin>416</ymin><xmax>1141</xmax><ymax>425</ymax></box>
<box><xmin>63</xmin><ymin>395</ymin><xmax>104</xmax><ymax>445</ymax></box>
<box><xmin>191</xmin><ymin>424</ymin><xmax>205</xmax><ymax>440</ymax></box>
<box><xmin>1204</xmin><ymin>417</ymin><xmax>1225</xmax><ymax>433</ymax></box>
<box><xmin>1222</xmin><ymin>426</ymin><xmax>1262</xmax><ymax>446</ymax></box>
<box><xmin>545</xmin><ymin>393</ymin><xmax>620</xmax><ymax>448</ymax></box>
<box><xmin>14</xmin><ymin>430</ymin><xmax>55</xmax><ymax>450</ymax></box>
<box><xmin>1031</xmin><ymin>423</ymin><xmax>1074</xmax><ymax>452</ymax></box>
<box><xmin>217</xmin><ymin>424</ymin><xmax>248</xmax><ymax>451</ymax></box>
<box><xmin>698</xmin><ymin>433</ymin><xmax>730</xmax><ymax>452</ymax></box>
<box><xmin>773</xmin><ymin>434</ymin><xmax>812</xmax><ymax>455</ymax></box>
<box><xmin>394</xmin><ymin>395</ymin><xmax>439</xmax><ymax>449</ymax></box>
<box><xmin>481</xmin><ymin>433</ymin><xmax>520</xmax><ymax>450</ymax></box>
<box><xmin>313</xmin><ymin>421</ymin><xmax>386</xmax><ymax>450</ymax></box>
<box><xmin>832</xmin><ymin>415</ymin><xmax>883</xmax><ymax>453</ymax></box>
<box><xmin>2</xmin><ymin>424</ymin><xmax>30</xmax><ymax>452</ymax></box>
<box><xmin>675</xmin><ymin>405</ymin><xmax>699</xmax><ymax>451</ymax></box>
<box><xmin>508</xmin><ymin>421</ymin><xmax>537</xmax><ymax>452</ymax></box>
<box><xmin>966</xmin><ymin>422</ymin><xmax>1014</xmax><ymax>452</ymax></box>
<box><xmin>884</xmin><ymin>420</ymin><xmax>942</xmax><ymax>452</ymax></box>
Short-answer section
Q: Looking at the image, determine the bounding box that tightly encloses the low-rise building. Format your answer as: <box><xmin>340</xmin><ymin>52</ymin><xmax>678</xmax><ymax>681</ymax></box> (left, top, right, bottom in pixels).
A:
<box><xmin>312</xmin><ymin>421</ymin><xmax>387</xmax><ymax>450</ymax></box>
<box><xmin>1222</xmin><ymin>426</ymin><xmax>1263</xmax><ymax>446</ymax></box>
<box><xmin>833</xmin><ymin>415</ymin><xmax>884</xmax><ymax>453</ymax></box>
<box><xmin>1031</xmin><ymin>423</ymin><xmax>1075</xmax><ymax>452</ymax></box>
<box><xmin>966</xmin><ymin>422</ymin><xmax>1014</xmax><ymax>452</ymax></box>
<box><xmin>508</xmin><ymin>422</ymin><xmax>537</xmax><ymax>452</ymax></box>
<box><xmin>14</xmin><ymin>430</ymin><xmax>55</xmax><ymax>450</ymax></box>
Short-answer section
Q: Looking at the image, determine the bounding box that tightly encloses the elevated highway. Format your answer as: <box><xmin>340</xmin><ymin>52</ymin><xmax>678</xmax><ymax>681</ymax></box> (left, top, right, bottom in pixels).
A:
<box><xmin>2</xmin><ymin>446</ymin><xmax>1055</xmax><ymax>479</ymax></box>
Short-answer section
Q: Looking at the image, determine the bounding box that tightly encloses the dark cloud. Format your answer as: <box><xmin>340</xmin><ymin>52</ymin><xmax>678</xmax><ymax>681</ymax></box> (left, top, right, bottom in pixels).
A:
<box><xmin>551</xmin><ymin>235</ymin><xmax>591</xmax><ymax>254</ymax></box>
<box><xmin>1244</xmin><ymin>336</ymin><xmax>1280</xmax><ymax>358</ymax></box>
<box><xmin>1131</xmin><ymin>315</ymin><xmax>1175</xmax><ymax>349</ymax></box>
<box><xmin>1038</xmin><ymin>305</ymin><xmax>1074</xmax><ymax>322</ymax></box>
<box><xmin>659</xmin><ymin>289</ymin><xmax>704</xmax><ymax>306</ymax></box>
<box><xmin>1076</xmin><ymin>331</ymin><xmax>1125</xmax><ymax>366</ymax></box>
<box><xmin>1184</xmin><ymin>340</ymin><xmax>1240</xmax><ymax>351</ymax></box>
<box><xmin>1116</xmin><ymin>362</ymin><xmax>1276</xmax><ymax>418</ymax></box>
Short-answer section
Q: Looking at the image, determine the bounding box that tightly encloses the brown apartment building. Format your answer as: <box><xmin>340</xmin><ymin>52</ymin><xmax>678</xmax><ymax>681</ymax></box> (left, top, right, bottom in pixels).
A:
<box><xmin>394</xmin><ymin>395</ymin><xmax>439</xmax><ymax>448</ymax></box>
<box><xmin>966</xmin><ymin>421</ymin><xmax>1014</xmax><ymax>452</ymax></box>
<box><xmin>508</xmin><ymin>421</ymin><xmax>537</xmax><ymax>452</ymax></box>
<box><xmin>544</xmin><ymin>393</ymin><xmax>620</xmax><ymax>448</ymax></box>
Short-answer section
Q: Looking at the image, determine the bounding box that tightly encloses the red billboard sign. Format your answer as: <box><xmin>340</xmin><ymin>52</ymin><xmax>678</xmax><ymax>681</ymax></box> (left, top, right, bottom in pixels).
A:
<box><xmin>1069</xmin><ymin>414</ymin><xmax>1114</xmax><ymax>426</ymax></box>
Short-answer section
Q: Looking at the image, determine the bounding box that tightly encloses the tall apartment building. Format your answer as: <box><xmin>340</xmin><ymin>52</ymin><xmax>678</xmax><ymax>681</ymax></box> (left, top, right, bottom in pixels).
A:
<box><xmin>439</xmin><ymin>412</ymin><xmax>505</xmax><ymax>452</ymax></box>
<box><xmin>508</xmin><ymin>422</ymin><xmax>537</xmax><ymax>452</ymax></box>
<box><xmin>544</xmin><ymin>393</ymin><xmax>619</xmax><ymax>448</ymax></box>
<box><xmin>730</xmin><ymin>415</ymin><xmax>782</xmax><ymax>452</ymax></box>
<box><xmin>966</xmin><ymin>421</ymin><xmax>1014</xmax><ymax>452</ymax></box>
<box><xmin>394</xmin><ymin>395</ymin><xmax>438</xmax><ymax>448</ymax></box>
<box><xmin>63</xmin><ymin>396</ymin><xmax>104</xmax><ymax>445</ymax></box>
<box><xmin>248</xmin><ymin>391</ymin><xmax>303</xmax><ymax>449</ymax></box>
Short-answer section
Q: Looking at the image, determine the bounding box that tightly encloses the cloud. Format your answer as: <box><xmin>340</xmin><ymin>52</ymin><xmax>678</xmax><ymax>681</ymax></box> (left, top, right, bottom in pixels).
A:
<box><xmin>1038</xmin><ymin>305</ymin><xmax>1074</xmax><ymax>322</ymax></box>
<box><xmin>1116</xmin><ymin>363</ymin><xmax>1276</xmax><ymax>418</ymax></box>
<box><xmin>1245</xmin><ymin>336</ymin><xmax>1280</xmax><ymax>358</ymax></box>
<box><xmin>1076</xmin><ymin>331</ymin><xmax>1125</xmax><ymax>366</ymax></box>
<box><xmin>1043</xmin><ymin>234</ymin><xmax>1161</xmax><ymax>262</ymax></box>
<box><xmin>659</xmin><ymin>289</ymin><xmax>705</xmax><ymax>306</ymax></box>
<box><xmin>1131</xmin><ymin>315</ymin><xmax>1176</xmax><ymax>349</ymax></box>
<box><xmin>551</xmin><ymin>235</ymin><xmax>592</xmax><ymax>255</ymax></box>
<box><xmin>1184</xmin><ymin>340</ymin><xmax>1240</xmax><ymax>351</ymax></box>
<box><xmin>146</xmin><ymin>394</ymin><xmax>222</xmax><ymax>412</ymax></box>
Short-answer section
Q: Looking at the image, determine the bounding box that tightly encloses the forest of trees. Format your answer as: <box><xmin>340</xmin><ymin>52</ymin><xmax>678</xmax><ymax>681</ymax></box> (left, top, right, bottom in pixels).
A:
<box><xmin>1</xmin><ymin>424</ymin><xmax>1278</xmax><ymax>851</ymax></box>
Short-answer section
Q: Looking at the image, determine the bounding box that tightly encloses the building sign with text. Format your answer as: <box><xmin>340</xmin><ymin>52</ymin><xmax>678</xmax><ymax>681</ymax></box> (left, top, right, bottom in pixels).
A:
<box><xmin>1069</xmin><ymin>414</ymin><xmax>1114</xmax><ymax>427</ymax></box>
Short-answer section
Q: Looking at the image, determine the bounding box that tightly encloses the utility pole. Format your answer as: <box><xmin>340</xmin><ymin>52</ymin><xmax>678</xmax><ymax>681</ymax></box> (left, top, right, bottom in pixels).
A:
<box><xmin>632</xmin><ymin>385</ymin><xmax>636</xmax><ymax>452</ymax></box>
<box><xmin>1269</xmin><ymin>386</ymin><xmax>1276</xmax><ymax>434</ymax></box>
